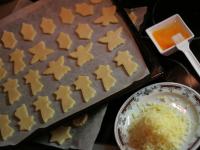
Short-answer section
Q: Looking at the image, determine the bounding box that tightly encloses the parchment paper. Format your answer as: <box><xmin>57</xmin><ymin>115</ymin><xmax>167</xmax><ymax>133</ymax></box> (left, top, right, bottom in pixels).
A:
<box><xmin>0</xmin><ymin>0</ymin><xmax>149</xmax><ymax>146</ymax></box>
<box><xmin>34</xmin><ymin>104</ymin><xmax>107</xmax><ymax>150</ymax></box>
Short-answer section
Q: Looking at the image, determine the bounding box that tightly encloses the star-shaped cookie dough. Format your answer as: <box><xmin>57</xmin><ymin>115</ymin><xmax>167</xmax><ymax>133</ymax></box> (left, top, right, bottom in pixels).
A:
<box><xmin>98</xmin><ymin>27</ymin><xmax>125</xmax><ymax>51</ymax></box>
<box><xmin>50</xmin><ymin>126</ymin><xmax>72</xmax><ymax>145</ymax></box>
<box><xmin>59</xmin><ymin>7</ymin><xmax>75</xmax><ymax>24</ymax></box>
<box><xmin>0</xmin><ymin>58</ymin><xmax>7</xmax><ymax>80</ymax></box>
<box><xmin>75</xmin><ymin>3</ymin><xmax>94</xmax><ymax>16</ymax></box>
<box><xmin>56</xmin><ymin>32</ymin><xmax>72</xmax><ymax>50</ymax></box>
<box><xmin>43</xmin><ymin>56</ymin><xmax>71</xmax><ymax>80</ymax></box>
<box><xmin>94</xmin><ymin>65</ymin><xmax>116</xmax><ymax>91</ymax></box>
<box><xmin>40</xmin><ymin>17</ymin><xmax>56</xmax><ymax>34</ymax></box>
<box><xmin>20</xmin><ymin>23</ymin><xmax>37</xmax><ymax>41</ymax></box>
<box><xmin>29</xmin><ymin>41</ymin><xmax>54</xmax><ymax>64</ymax></box>
<box><xmin>69</xmin><ymin>42</ymin><xmax>94</xmax><ymax>66</ymax></box>
<box><xmin>114</xmin><ymin>50</ymin><xmax>138</xmax><ymax>76</ymax></box>
<box><xmin>94</xmin><ymin>6</ymin><xmax>118</xmax><ymax>26</ymax></box>
<box><xmin>1</xmin><ymin>31</ymin><xmax>17</xmax><ymax>49</ymax></box>
<box><xmin>75</xmin><ymin>23</ymin><xmax>93</xmax><ymax>40</ymax></box>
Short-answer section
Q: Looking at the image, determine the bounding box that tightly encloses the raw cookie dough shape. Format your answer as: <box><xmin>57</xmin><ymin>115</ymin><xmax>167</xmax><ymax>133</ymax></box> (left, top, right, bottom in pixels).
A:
<box><xmin>15</xmin><ymin>104</ymin><xmax>35</xmax><ymax>131</ymax></box>
<box><xmin>69</xmin><ymin>42</ymin><xmax>94</xmax><ymax>66</ymax></box>
<box><xmin>75</xmin><ymin>23</ymin><xmax>93</xmax><ymax>40</ymax></box>
<box><xmin>33</xmin><ymin>96</ymin><xmax>55</xmax><ymax>123</ymax></box>
<box><xmin>94</xmin><ymin>65</ymin><xmax>116</xmax><ymax>91</ymax></box>
<box><xmin>24</xmin><ymin>69</ymin><xmax>44</xmax><ymax>96</ymax></box>
<box><xmin>59</xmin><ymin>7</ymin><xmax>75</xmax><ymax>24</ymax></box>
<box><xmin>3</xmin><ymin>79</ymin><xmax>21</xmax><ymax>105</ymax></box>
<box><xmin>29</xmin><ymin>41</ymin><xmax>54</xmax><ymax>64</ymax></box>
<box><xmin>0</xmin><ymin>114</ymin><xmax>14</xmax><ymax>141</ymax></box>
<box><xmin>20</xmin><ymin>23</ymin><xmax>37</xmax><ymax>41</ymax></box>
<box><xmin>54</xmin><ymin>85</ymin><xmax>76</xmax><ymax>113</ymax></box>
<box><xmin>114</xmin><ymin>50</ymin><xmax>138</xmax><ymax>76</ymax></box>
<box><xmin>1</xmin><ymin>31</ymin><xmax>17</xmax><ymax>49</ymax></box>
<box><xmin>72</xmin><ymin>114</ymin><xmax>88</xmax><ymax>127</ymax></box>
<box><xmin>40</xmin><ymin>17</ymin><xmax>56</xmax><ymax>34</ymax></box>
<box><xmin>98</xmin><ymin>27</ymin><xmax>125</xmax><ymax>51</ymax></box>
<box><xmin>0</xmin><ymin>58</ymin><xmax>7</xmax><ymax>80</ymax></box>
<box><xmin>50</xmin><ymin>126</ymin><xmax>72</xmax><ymax>145</ymax></box>
<box><xmin>56</xmin><ymin>32</ymin><xmax>72</xmax><ymax>50</ymax></box>
<box><xmin>10</xmin><ymin>49</ymin><xmax>26</xmax><ymax>74</ymax></box>
<box><xmin>43</xmin><ymin>56</ymin><xmax>71</xmax><ymax>80</ymax></box>
<box><xmin>74</xmin><ymin>75</ymin><xmax>96</xmax><ymax>102</ymax></box>
<box><xmin>75</xmin><ymin>3</ymin><xmax>94</xmax><ymax>16</ymax></box>
<box><xmin>94</xmin><ymin>6</ymin><xmax>118</xmax><ymax>26</ymax></box>
<box><xmin>90</xmin><ymin>0</ymin><xmax>103</xmax><ymax>4</ymax></box>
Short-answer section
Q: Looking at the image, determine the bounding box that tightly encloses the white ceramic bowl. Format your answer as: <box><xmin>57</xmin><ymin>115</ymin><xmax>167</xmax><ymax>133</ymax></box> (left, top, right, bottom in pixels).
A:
<box><xmin>114</xmin><ymin>82</ymin><xmax>200</xmax><ymax>150</ymax></box>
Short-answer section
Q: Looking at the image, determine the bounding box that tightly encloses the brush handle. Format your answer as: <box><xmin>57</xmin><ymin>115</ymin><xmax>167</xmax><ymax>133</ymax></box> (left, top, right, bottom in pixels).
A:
<box><xmin>176</xmin><ymin>40</ymin><xmax>200</xmax><ymax>78</ymax></box>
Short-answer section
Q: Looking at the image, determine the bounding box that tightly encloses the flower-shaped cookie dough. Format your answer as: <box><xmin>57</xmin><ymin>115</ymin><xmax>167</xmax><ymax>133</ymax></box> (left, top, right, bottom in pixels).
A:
<box><xmin>75</xmin><ymin>3</ymin><xmax>94</xmax><ymax>16</ymax></box>
<box><xmin>20</xmin><ymin>23</ymin><xmax>37</xmax><ymax>41</ymax></box>
<box><xmin>40</xmin><ymin>17</ymin><xmax>56</xmax><ymax>34</ymax></box>
<box><xmin>59</xmin><ymin>7</ymin><xmax>75</xmax><ymax>24</ymax></box>
<box><xmin>1</xmin><ymin>31</ymin><xmax>17</xmax><ymax>49</ymax></box>
<box><xmin>56</xmin><ymin>32</ymin><xmax>72</xmax><ymax>50</ymax></box>
<box><xmin>75</xmin><ymin>23</ymin><xmax>93</xmax><ymax>40</ymax></box>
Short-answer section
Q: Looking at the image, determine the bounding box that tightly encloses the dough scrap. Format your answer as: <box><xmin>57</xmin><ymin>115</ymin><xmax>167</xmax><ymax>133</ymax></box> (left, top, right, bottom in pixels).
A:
<box><xmin>24</xmin><ymin>69</ymin><xmax>44</xmax><ymax>96</ymax></box>
<box><xmin>72</xmin><ymin>114</ymin><xmax>88</xmax><ymax>127</ymax></box>
<box><xmin>54</xmin><ymin>85</ymin><xmax>76</xmax><ymax>113</ymax></box>
<box><xmin>50</xmin><ymin>126</ymin><xmax>72</xmax><ymax>145</ymax></box>
<box><xmin>0</xmin><ymin>58</ymin><xmax>7</xmax><ymax>80</ymax></box>
<box><xmin>56</xmin><ymin>32</ymin><xmax>72</xmax><ymax>50</ymax></box>
<box><xmin>75</xmin><ymin>3</ymin><xmax>94</xmax><ymax>16</ymax></box>
<box><xmin>33</xmin><ymin>96</ymin><xmax>55</xmax><ymax>123</ymax></box>
<box><xmin>75</xmin><ymin>23</ymin><xmax>93</xmax><ymax>40</ymax></box>
<box><xmin>29</xmin><ymin>41</ymin><xmax>54</xmax><ymax>64</ymax></box>
<box><xmin>20</xmin><ymin>23</ymin><xmax>37</xmax><ymax>41</ymax></box>
<box><xmin>74</xmin><ymin>75</ymin><xmax>96</xmax><ymax>102</ymax></box>
<box><xmin>1</xmin><ymin>31</ymin><xmax>17</xmax><ymax>49</ymax></box>
<box><xmin>90</xmin><ymin>0</ymin><xmax>103</xmax><ymax>4</ymax></box>
<box><xmin>40</xmin><ymin>17</ymin><xmax>56</xmax><ymax>34</ymax></box>
<box><xmin>69</xmin><ymin>42</ymin><xmax>94</xmax><ymax>66</ymax></box>
<box><xmin>128</xmin><ymin>11</ymin><xmax>138</xmax><ymax>24</ymax></box>
<box><xmin>43</xmin><ymin>56</ymin><xmax>71</xmax><ymax>80</ymax></box>
<box><xmin>114</xmin><ymin>50</ymin><xmax>138</xmax><ymax>76</ymax></box>
<box><xmin>10</xmin><ymin>49</ymin><xmax>26</xmax><ymax>74</ymax></box>
<box><xmin>59</xmin><ymin>7</ymin><xmax>75</xmax><ymax>24</ymax></box>
<box><xmin>15</xmin><ymin>104</ymin><xmax>35</xmax><ymax>131</ymax></box>
<box><xmin>94</xmin><ymin>6</ymin><xmax>118</xmax><ymax>26</ymax></box>
<box><xmin>94</xmin><ymin>65</ymin><xmax>116</xmax><ymax>91</ymax></box>
<box><xmin>3</xmin><ymin>78</ymin><xmax>21</xmax><ymax>105</ymax></box>
<box><xmin>98</xmin><ymin>27</ymin><xmax>125</xmax><ymax>51</ymax></box>
<box><xmin>0</xmin><ymin>114</ymin><xmax>14</xmax><ymax>141</ymax></box>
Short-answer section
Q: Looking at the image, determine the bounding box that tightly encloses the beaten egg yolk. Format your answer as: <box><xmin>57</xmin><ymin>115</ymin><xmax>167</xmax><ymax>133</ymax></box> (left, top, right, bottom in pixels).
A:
<box><xmin>152</xmin><ymin>20</ymin><xmax>191</xmax><ymax>50</ymax></box>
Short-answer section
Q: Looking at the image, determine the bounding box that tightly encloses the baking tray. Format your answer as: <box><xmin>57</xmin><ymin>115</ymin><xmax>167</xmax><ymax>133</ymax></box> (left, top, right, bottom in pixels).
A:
<box><xmin>0</xmin><ymin>0</ymin><xmax>150</xmax><ymax>146</ymax></box>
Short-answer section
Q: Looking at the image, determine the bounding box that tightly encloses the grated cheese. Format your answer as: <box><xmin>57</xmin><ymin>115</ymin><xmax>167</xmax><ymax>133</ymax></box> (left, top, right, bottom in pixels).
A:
<box><xmin>128</xmin><ymin>103</ymin><xmax>189</xmax><ymax>150</ymax></box>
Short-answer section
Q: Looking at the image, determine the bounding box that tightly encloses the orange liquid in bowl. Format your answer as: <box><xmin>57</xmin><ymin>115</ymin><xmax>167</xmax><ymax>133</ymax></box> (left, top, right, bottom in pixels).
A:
<box><xmin>152</xmin><ymin>20</ymin><xmax>191</xmax><ymax>51</ymax></box>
